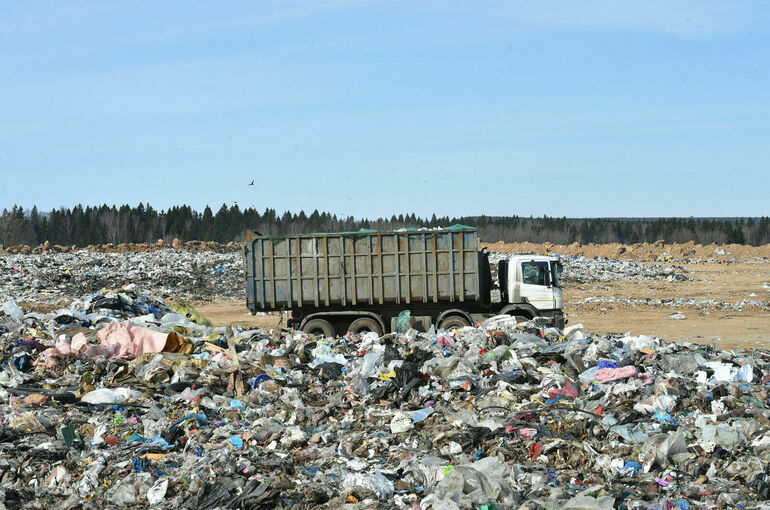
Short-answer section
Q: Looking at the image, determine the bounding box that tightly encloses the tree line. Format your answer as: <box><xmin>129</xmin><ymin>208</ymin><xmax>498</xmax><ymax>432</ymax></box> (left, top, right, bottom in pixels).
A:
<box><xmin>0</xmin><ymin>204</ymin><xmax>768</xmax><ymax>247</ymax></box>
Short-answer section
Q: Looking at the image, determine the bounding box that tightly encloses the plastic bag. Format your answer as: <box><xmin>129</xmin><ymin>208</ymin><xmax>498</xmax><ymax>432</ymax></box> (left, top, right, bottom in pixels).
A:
<box><xmin>396</xmin><ymin>310</ymin><xmax>411</xmax><ymax>333</ymax></box>
<box><xmin>81</xmin><ymin>387</ymin><xmax>142</xmax><ymax>404</ymax></box>
<box><xmin>1</xmin><ymin>300</ymin><xmax>24</xmax><ymax>322</ymax></box>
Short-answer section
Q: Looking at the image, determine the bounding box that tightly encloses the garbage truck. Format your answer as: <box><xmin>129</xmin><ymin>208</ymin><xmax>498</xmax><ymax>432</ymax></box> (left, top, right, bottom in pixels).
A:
<box><xmin>244</xmin><ymin>225</ymin><xmax>564</xmax><ymax>336</ymax></box>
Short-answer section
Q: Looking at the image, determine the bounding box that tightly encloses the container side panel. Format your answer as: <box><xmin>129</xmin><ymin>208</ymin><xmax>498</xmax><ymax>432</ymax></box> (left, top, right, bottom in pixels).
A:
<box><xmin>245</xmin><ymin>228</ymin><xmax>480</xmax><ymax>309</ymax></box>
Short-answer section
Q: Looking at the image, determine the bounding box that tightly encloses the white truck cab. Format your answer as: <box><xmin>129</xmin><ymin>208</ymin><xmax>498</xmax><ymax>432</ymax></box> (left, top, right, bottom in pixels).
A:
<box><xmin>497</xmin><ymin>254</ymin><xmax>565</xmax><ymax>328</ymax></box>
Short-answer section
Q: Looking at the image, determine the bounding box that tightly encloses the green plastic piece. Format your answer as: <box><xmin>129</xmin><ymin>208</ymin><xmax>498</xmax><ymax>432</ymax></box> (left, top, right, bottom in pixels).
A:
<box><xmin>61</xmin><ymin>425</ymin><xmax>84</xmax><ymax>449</ymax></box>
<box><xmin>396</xmin><ymin>310</ymin><xmax>411</xmax><ymax>334</ymax></box>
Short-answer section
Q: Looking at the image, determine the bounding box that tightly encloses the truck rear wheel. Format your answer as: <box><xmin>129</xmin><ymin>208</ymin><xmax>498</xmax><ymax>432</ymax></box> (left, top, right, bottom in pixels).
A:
<box><xmin>438</xmin><ymin>316</ymin><xmax>470</xmax><ymax>331</ymax></box>
<box><xmin>303</xmin><ymin>319</ymin><xmax>335</xmax><ymax>338</ymax></box>
<box><xmin>348</xmin><ymin>317</ymin><xmax>382</xmax><ymax>336</ymax></box>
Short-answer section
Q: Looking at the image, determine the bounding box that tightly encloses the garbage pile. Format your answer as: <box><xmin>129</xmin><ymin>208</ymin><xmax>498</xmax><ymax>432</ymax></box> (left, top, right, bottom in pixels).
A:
<box><xmin>560</xmin><ymin>257</ymin><xmax>692</xmax><ymax>284</ymax></box>
<box><xmin>574</xmin><ymin>295</ymin><xmax>770</xmax><ymax>313</ymax></box>
<box><xmin>2</xmin><ymin>250</ymin><xmax>699</xmax><ymax>307</ymax></box>
<box><xmin>2</xmin><ymin>292</ymin><xmax>770</xmax><ymax>508</ymax></box>
<box><xmin>487</xmin><ymin>253</ymin><xmax>692</xmax><ymax>285</ymax></box>
<box><xmin>0</xmin><ymin>251</ymin><xmax>243</xmax><ymax>304</ymax></box>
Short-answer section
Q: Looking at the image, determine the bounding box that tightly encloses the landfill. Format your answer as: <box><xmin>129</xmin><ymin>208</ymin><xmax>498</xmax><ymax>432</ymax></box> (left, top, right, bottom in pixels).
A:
<box><xmin>486</xmin><ymin>252</ymin><xmax>693</xmax><ymax>286</ymax></box>
<box><xmin>0</xmin><ymin>250</ymin><xmax>242</xmax><ymax>304</ymax></box>
<box><xmin>2</xmin><ymin>277</ymin><xmax>770</xmax><ymax>509</ymax></box>
<box><xmin>2</xmin><ymin>250</ymin><xmax>698</xmax><ymax>307</ymax></box>
<box><xmin>558</xmin><ymin>257</ymin><xmax>693</xmax><ymax>284</ymax></box>
<box><xmin>573</xmin><ymin>295</ymin><xmax>770</xmax><ymax>313</ymax></box>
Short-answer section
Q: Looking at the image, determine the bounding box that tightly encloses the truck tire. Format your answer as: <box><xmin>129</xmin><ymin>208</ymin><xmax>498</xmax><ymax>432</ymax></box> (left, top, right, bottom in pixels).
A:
<box><xmin>438</xmin><ymin>315</ymin><xmax>470</xmax><ymax>331</ymax></box>
<box><xmin>348</xmin><ymin>317</ymin><xmax>382</xmax><ymax>336</ymax></box>
<box><xmin>511</xmin><ymin>311</ymin><xmax>533</xmax><ymax>323</ymax></box>
<box><xmin>303</xmin><ymin>319</ymin><xmax>335</xmax><ymax>338</ymax></box>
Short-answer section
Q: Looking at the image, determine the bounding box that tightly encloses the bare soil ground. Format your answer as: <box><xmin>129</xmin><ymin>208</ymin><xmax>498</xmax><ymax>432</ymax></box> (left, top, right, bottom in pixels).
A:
<box><xmin>565</xmin><ymin>308</ymin><xmax>769</xmax><ymax>350</ymax></box>
<box><xmin>193</xmin><ymin>300</ymin><xmax>285</xmax><ymax>330</ymax></box>
<box><xmin>194</xmin><ymin>261</ymin><xmax>770</xmax><ymax>350</ymax></box>
<box><xmin>563</xmin><ymin>262</ymin><xmax>770</xmax><ymax>349</ymax></box>
<box><xmin>481</xmin><ymin>240</ymin><xmax>770</xmax><ymax>262</ymax></box>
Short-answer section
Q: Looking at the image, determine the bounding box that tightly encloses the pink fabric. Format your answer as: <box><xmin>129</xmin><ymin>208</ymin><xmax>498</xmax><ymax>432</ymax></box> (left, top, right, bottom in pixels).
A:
<box><xmin>36</xmin><ymin>322</ymin><xmax>169</xmax><ymax>365</ymax></box>
<box><xmin>96</xmin><ymin>321</ymin><xmax>168</xmax><ymax>359</ymax></box>
<box><xmin>596</xmin><ymin>365</ymin><xmax>639</xmax><ymax>383</ymax></box>
<box><xmin>71</xmin><ymin>333</ymin><xmax>89</xmax><ymax>353</ymax></box>
<box><xmin>36</xmin><ymin>332</ymin><xmax>112</xmax><ymax>367</ymax></box>
<box><xmin>519</xmin><ymin>427</ymin><xmax>537</xmax><ymax>439</ymax></box>
<box><xmin>548</xmin><ymin>380</ymin><xmax>579</xmax><ymax>399</ymax></box>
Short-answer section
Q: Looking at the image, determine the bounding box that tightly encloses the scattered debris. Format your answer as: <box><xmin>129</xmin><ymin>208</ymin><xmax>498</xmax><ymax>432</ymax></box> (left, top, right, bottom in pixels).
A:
<box><xmin>1</xmin><ymin>281</ymin><xmax>770</xmax><ymax>508</ymax></box>
<box><xmin>574</xmin><ymin>295</ymin><xmax>770</xmax><ymax>312</ymax></box>
<box><xmin>560</xmin><ymin>256</ymin><xmax>693</xmax><ymax>284</ymax></box>
<box><xmin>0</xmin><ymin>250</ymin><xmax>243</xmax><ymax>304</ymax></box>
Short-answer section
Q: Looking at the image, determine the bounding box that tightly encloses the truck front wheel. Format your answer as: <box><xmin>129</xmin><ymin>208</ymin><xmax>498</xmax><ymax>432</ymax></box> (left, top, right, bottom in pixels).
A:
<box><xmin>515</xmin><ymin>312</ymin><xmax>533</xmax><ymax>323</ymax></box>
<box><xmin>438</xmin><ymin>316</ymin><xmax>470</xmax><ymax>331</ymax></box>
<box><xmin>303</xmin><ymin>319</ymin><xmax>335</xmax><ymax>338</ymax></box>
<box><xmin>348</xmin><ymin>317</ymin><xmax>383</xmax><ymax>336</ymax></box>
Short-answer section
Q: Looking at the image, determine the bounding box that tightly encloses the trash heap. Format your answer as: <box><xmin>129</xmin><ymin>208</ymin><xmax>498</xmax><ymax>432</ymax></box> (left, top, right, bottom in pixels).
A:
<box><xmin>0</xmin><ymin>251</ymin><xmax>242</xmax><ymax>304</ymax></box>
<box><xmin>1</xmin><ymin>250</ymin><xmax>698</xmax><ymax>307</ymax></box>
<box><xmin>487</xmin><ymin>253</ymin><xmax>692</xmax><ymax>285</ymax></box>
<box><xmin>573</xmin><ymin>295</ymin><xmax>770</xmax><ymax>313</ymax></box>
<box><xmin>559</xmin><ymin>257</ymin><xmax>692</xmax><ymax>284</ymax></box>
<box><xmin>2</xmin><ymin>293</ymin><xmax>770</xmax><ymax>509</ymax></box>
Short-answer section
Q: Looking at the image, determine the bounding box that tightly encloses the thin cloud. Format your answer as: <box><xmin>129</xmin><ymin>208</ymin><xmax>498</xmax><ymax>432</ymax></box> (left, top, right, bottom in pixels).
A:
<box><xmin>408</xmin><ymin>0</ymin><xmax>757</xmax><ymax>37</ymax></box>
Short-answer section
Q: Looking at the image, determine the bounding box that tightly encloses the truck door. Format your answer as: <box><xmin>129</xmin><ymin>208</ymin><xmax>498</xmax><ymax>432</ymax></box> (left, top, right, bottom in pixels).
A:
<box><xmin>550</xmin><ymin>261</ymin><xmax>563</xmax><ymax>310</ymax></box>
<box><xmin>519</xmin><ymin>261</ymin><xmax>555</xmax><ymax>311</ymax></box>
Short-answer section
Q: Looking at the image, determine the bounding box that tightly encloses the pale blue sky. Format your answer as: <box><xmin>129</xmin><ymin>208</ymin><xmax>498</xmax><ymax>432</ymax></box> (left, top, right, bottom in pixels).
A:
<box><xmin>1</xmin><ymin>1</ymin><xmax>768</xmax><ymax>218</ymax></box>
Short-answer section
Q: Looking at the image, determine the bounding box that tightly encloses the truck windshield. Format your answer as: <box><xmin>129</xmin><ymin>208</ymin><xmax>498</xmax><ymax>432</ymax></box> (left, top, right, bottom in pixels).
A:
<box><xmin>550</xmin><ymin>262</ymin><xmax>561</xmax><ymax>288</ymax></box>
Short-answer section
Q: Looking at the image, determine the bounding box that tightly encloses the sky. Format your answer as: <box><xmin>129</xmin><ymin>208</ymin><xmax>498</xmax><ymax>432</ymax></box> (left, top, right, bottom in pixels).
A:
<box><xmin>1</xmin><ymin>1</ymin><xmax>769</xmax><ymax>219</ymax></box>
